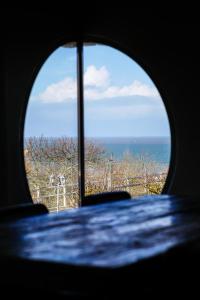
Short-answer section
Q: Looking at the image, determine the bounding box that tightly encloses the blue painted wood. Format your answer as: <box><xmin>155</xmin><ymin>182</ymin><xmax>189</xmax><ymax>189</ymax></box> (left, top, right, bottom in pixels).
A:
<box><xmin>1</xmin><ymin>195</ymin><xmax>200</xmax><ymax>296</ymax></box>
<box><xmin>1</xmin><ymin>195</ymin><xmax>200</xmax><ymax>267</ymax></box>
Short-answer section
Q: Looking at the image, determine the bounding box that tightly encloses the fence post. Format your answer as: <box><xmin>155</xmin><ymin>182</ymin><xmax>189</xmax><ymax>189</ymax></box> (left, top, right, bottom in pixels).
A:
<box><xmin>36</xmin><ymin>186</ymin><xmax>40</xmax><ymax>203</ymax></box>
<box><xmin>126</xmin><ymin>177</ymin><xmax>130</xmax><ymax>193</ymax></box>
<box><xmin>63</xmin><ymin>185</ymin><xmax>66</xmax><ymax>208</ymax></box>
<box><xmin>107</xmin><ymin>155</ymin><xmax>113</xmax><ymax>191</ymax></box>
<box><xmin>56</xmin><ymin>185</ymin><xmax>59</xmax><ymax>213</ymax></box>
<box><xmin>143</xmin><ymin>164</ymin><xmax>148</xmax><ymax>194</ymax></box>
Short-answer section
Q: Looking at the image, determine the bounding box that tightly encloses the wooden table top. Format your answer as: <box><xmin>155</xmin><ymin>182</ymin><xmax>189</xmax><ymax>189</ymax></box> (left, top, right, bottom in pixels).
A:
<box><xmin>1</xmin><ymin>194</ymin><xmax>200</xmax><ymax>295</ymax></box>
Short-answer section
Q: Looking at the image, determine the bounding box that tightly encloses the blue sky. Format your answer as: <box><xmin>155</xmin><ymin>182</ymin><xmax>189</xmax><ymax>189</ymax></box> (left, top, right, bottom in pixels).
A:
<box><xmin>24</xmin><ymin>44</ymin><xmax>170</xmax><ymax>138</ymax></box>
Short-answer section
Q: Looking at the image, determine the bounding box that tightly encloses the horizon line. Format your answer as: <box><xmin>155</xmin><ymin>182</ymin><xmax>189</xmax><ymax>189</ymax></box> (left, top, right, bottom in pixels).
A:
<box><xmin>24</xmin><ymin>135</ymin><xmax>171</xmax><ymax>139</ymax></box>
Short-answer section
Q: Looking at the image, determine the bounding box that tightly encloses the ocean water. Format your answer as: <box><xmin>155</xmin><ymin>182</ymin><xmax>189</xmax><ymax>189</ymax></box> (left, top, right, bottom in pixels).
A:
<box><xmin>92</xmin><ymin>137</ymin><xmax>171</xmax><ymax>165</ymax></box>
<box><xmin>25</xmin><ymin>136</ymin><xmax>171</xmax><ymax>166</ymax></box>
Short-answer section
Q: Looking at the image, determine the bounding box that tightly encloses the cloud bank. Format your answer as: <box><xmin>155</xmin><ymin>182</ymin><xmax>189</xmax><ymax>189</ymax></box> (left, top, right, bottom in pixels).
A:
<box><xmin>37</xmin><ymin>65</ymin><xmax>160</xmax><ymax>103</ymax></box>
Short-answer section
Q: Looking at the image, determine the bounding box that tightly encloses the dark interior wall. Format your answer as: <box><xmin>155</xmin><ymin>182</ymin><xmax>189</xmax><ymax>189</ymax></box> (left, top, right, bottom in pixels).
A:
<box><xmin>2</xmin><ymin>10</ymin><xmax>200</xmax><ymax>206</ymax></box>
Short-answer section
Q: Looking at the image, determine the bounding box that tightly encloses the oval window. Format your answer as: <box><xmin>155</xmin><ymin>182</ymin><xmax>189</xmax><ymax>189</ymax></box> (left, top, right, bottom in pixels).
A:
<box><xmin>24</xmin><ymin>42</ymin><xmax>171</xmax><ymax>212</ymax></box>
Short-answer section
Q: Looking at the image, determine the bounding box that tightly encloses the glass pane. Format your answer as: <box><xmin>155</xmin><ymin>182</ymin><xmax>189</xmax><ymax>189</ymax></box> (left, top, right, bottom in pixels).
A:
<box><xmin>24</xmin><ymin>45</ymin><xmax>79</xmax><ymax>212</ymax></box>
<box><xmin>84</xmin><ymin>44</ymin><xmax>171</xmax><ymax>197</ymax></box>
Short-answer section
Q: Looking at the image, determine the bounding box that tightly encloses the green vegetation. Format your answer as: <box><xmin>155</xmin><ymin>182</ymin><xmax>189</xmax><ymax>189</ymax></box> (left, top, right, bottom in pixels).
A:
<box><xmin>24</xmin><ymin>137</ymin><xmax>168</xmax><ymax>212</ymax></box>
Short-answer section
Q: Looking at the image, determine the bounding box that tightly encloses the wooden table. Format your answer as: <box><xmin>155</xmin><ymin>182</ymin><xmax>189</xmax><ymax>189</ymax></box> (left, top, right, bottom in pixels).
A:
<box><xmin>1</xmin><ymin>195</ymin><xmax>200</xmax><ymax>298</ymax></box>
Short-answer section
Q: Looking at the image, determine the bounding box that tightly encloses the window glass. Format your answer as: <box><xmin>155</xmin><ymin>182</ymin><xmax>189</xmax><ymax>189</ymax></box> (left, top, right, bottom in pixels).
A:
<box><xmin>84</xmin><ymin>44</ymin><xmax>170</xmax><ymax>197</ymax></box>
<box><xmin>24</xmin><ymin>46</ymin><xmax>79</xmax><ymax>212</ymax></box>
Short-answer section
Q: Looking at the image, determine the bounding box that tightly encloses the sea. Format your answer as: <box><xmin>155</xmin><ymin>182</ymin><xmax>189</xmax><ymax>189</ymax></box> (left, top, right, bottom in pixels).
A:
<box><xmin>25</xmin><ymin>136</ymin><xmax>171</xmax><ymax>167</ymax></box>
<box><xmin>91</xmin><ymin>137</ymin><xmax>171</xmax><ymax>165</ymax></box>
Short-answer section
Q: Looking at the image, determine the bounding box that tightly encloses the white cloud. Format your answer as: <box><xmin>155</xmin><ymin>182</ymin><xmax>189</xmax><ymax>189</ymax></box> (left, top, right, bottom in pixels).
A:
<box><xmin>105</xmin><ymin>80</ymin><xmax>159</xmax><ymax>98</ymax></box>
<box><xmin>39</xmin><ymin>77</ymin><xmax>77</xmax><ymax>103</ymax></box>
<box><xmin>37</xmin><ymin>65</ymin><xmax>160</xmax><ymax>103</ymax></box>
<box><xmin>85</xmin><ymin>80</ymin><xmax>159</xmax><ymax>100</ymax></box>
<box><xmin>84</xmin><ymin>65</ymin><xmax>110</xmax><ymax>87</ymax></box>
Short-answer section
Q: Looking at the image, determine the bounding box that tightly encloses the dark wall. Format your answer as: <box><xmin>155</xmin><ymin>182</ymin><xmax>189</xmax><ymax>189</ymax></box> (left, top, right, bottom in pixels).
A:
<box><xmin>2</xmin><ymin>9</ymin><xmax>200</xmax><ymax>206</ymax></box>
